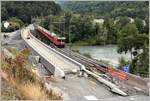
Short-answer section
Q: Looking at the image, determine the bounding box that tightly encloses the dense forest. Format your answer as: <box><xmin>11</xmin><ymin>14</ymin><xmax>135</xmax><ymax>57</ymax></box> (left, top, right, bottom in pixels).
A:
<box><xmin>57</xmin><ymin>1</ymin><xmax>149</xmax><ymax>44</ymax></box>
<box><xmin>1</xmin><ymin>1</ymin><xmax>61</xmax><ymax>32</ymax></box>
<box><xmin>2</xmin><ymin>1</ymin><xmax>61</xmax><ymax>23</ymax></box>
<box><xmin>60</xmin><ymin>1</ymin><xmax>149</xmax><ymax>19</ymax></box>
<box><xmin>1</xmin><ymin>1</ymin><xmax>149</xmax><ymax>76</ymax></box>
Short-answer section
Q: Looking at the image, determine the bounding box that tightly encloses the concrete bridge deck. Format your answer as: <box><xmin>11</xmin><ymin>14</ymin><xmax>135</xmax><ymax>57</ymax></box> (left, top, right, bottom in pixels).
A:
<box><xmin>21</xmin><ymin>28</ymin><xmax>80</xmax><ymax>76</ymax></box>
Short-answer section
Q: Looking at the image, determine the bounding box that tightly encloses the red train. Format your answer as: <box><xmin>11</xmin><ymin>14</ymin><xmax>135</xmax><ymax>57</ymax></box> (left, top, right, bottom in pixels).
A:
<box><xmin>34</xmin><ymin>24</ymin><xmax>65</xmax><ymax>48</ymax></box>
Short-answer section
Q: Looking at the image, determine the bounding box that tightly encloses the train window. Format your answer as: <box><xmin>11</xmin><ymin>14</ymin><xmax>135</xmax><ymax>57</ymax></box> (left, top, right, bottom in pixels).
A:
<box><xmin>57</xmin><ymin>39</ymin><xmax>61</xmax><ymax>42</ymax></box>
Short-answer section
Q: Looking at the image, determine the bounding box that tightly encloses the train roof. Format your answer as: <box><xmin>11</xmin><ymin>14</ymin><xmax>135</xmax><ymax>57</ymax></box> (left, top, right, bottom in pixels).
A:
<box><xmin>51</xmin><ymin>32</ymin><xmax>56</xmax><ymax>36</ymax></box>
<box><xmin>38</xmin><ymin>26</ymin><xmax>56</xmax><ymax>36</ymax></box>
<box><xmin>37</xmin><ymin>25</ymin><xmax>66</xmax><ymax>40</ymax></box>
<box><xmin>60</xmin><ymin>37</ymin><xmax>66</xmax><ymax>40</ymax></box>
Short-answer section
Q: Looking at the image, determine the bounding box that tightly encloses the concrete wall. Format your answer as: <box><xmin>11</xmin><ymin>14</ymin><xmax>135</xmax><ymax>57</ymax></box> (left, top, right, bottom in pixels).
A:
<box><xmin>22</xmin><ymin>40</ymin><xmax>55</xmax><ymax>74</ymax></box>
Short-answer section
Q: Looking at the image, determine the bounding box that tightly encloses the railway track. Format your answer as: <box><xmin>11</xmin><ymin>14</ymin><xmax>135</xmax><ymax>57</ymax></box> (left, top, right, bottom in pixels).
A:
<box><xmin>50</xmin><ymin>43</ymin><xmax>149</xmax><ymax>96</ymax></box>
<box><xmin>54</xmin><ymin>46</ymin><xmax>108</xmax><ymax>72</ymax></box>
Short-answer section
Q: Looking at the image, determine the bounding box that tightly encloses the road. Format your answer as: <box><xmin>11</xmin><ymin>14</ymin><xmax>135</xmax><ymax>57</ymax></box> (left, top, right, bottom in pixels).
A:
<box><xmin>50</xmin><ymin>74</ymin><xmax>117</xmax><ymax>101</ymax></box>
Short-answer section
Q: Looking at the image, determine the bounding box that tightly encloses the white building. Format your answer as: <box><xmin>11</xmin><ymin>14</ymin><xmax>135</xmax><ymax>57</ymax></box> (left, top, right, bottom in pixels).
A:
<box><xmin>93</xmin><ymin>19</ymin><xmax>104</xmax><ymax>25</ymax></box>
<box><xmin>3</xmin><ymin>21</ymin><xmax>10</xmax><ymax>29</ymax></box>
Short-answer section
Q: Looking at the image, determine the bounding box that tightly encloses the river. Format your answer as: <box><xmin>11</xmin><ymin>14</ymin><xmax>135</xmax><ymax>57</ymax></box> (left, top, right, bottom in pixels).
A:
<box><xmin>72</xmin><ymin>45</ymin><xmax>131</xmax><ymax>67</ymax></box>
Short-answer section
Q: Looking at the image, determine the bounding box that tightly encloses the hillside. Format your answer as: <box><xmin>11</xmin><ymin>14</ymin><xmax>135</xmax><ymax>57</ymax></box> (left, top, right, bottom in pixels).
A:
<box><xmin>1</xmin><ymin>1</ymin><xmax>62</xmax><ymax>23</ymax></box>
<box><xmin>60</xmin><ymin>1</ymin><xmax>149</xmax><ymax>19</ymax></box>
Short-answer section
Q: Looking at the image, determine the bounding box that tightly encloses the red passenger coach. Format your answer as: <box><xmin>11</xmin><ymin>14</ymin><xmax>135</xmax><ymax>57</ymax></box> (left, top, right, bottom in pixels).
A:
<box><xmin>35</xmin><ymin>25</ymin><xmax>65</xmax><ymax>48</ymax></box>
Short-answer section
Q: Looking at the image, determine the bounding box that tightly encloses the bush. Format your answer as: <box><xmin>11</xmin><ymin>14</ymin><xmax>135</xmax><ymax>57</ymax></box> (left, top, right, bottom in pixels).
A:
<box><xmin>18</xmin><ymin>83</ymin><xmax>47</xmax><ymax>100</ymax></box>
<box><xmin>83</xmin><ymin>53</ymin><xmax>91</xmax><ymax>58</ymax></box>
<box><xmin>9</xmin><ymin>17</ymin><xmax>24</xmax><ymax>27</ymax></box>
<box><xmin>2</xmin><ymin>48</ymin><xmax>63</xmax><ymax>100</ymax></box>
<box><xmin>118</xmin><ymin>57</ymin><xmax>130</xmax><ymax>70</ymax></box>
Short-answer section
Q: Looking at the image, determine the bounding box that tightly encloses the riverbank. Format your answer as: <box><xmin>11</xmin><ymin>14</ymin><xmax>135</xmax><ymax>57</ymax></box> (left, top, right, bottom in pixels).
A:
<box><xmin>72</xmin><ymin>39</ymin><xmax>97</xmax><ymax>46</ymax></box>
<box><xmin>72</xmin><ymin>38</ymin><xmax>109</xmax><ymax>46</ymax></box>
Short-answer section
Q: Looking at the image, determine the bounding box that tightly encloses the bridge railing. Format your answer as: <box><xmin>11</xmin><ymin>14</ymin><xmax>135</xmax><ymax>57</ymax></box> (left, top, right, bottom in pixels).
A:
<box><xmin>29</xmin><ymin>30</ymin><xmax>83</xmax><ymax>70</ymax></box>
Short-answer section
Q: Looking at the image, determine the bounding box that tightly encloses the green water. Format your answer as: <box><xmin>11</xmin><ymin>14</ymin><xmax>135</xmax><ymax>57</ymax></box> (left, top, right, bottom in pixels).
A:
<box><xmin>72</xmin><ymin>45</ymin><xmax>131</xmax><ymax>67</ymax></box>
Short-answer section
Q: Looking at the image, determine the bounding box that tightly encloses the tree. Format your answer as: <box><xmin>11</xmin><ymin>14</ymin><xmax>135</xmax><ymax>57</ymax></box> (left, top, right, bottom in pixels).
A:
<box><xmin>94</xmin><ymin>23</ymin><xmax>107</xmax><ymax>45</ymax></box>
<box><xmin>1</xmin><ymin>7</ymin><xmax>8</xmax><ymax>20</ymax></box>
<box><xmin>143</xmin><ymin>16</ymin><xmax>149</xmax><ymax>34</ymax></box>
<box><xmin>64</xmin><ymin>11</ymin><xmax>72</xmax><ymax>42</ymax></box>
<box><xmin>117</xmin><ymin>23</ymin><xmax>139</xmax><ymax>60</ymax></box>
<box><xmin>115</xmin><ymin>17</ymin><xmax>130</xmax><ymax>29</ymax></box>
<box><xmin>104</xmin><ymin>18</ymin><xmax>118</xmax><ymax>44</ymax></box>
<box><xmin>117</xmin><ymin>23</ymin><xmax>149</xmax><ymax>76</ymax></box>
<box><xmin>41</xmin><ymin>15</ymin><xmax>52</xmax><ymax>30</ymax></box>
<box><xmin>61</xmin><ymin>1</ymin><xmax>148</xmax><ymax>19</ymax></box>
<box><xmin>69</xmin><ymin>15</ymin><xmax>95</xmax><ymax>43</ymax></box>
<box><xmin>134</xmin><ymin>18</ymin><xmax>144</xmax><ymax>34</ymax></box>
<box><xmin>1</xmin><ymin>1</ymin><xmax>62</xmax><ymax>23</ymax></box>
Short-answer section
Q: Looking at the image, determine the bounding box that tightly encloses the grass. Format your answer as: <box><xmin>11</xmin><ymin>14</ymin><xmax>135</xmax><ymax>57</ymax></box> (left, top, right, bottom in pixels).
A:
<box><xmin>1</xmin><ymin>48</ymin><xmax>62</xmax><ymax>100</ymax></box>
<box><xmin>16</xmin><ymin>82</ymin><xmax>47</xmax><ymax>100</ymax></box>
